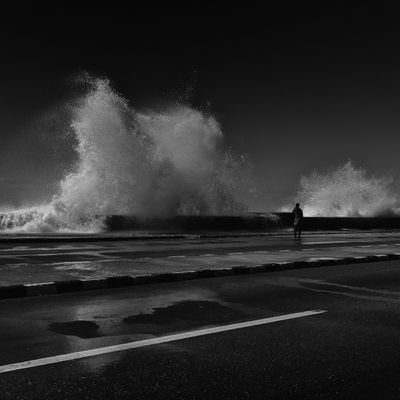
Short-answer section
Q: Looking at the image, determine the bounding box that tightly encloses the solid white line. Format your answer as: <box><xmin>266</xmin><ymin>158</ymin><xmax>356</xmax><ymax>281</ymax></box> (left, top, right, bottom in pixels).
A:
<box><xmin>167</xmin><ymin>255</ymin><xmax>186</xmax><ymax>258</ymax></box>
<box><xmin>0</xmin><ymin>310</ymin><xmax>326</xmax><ymax>374</ymax></box>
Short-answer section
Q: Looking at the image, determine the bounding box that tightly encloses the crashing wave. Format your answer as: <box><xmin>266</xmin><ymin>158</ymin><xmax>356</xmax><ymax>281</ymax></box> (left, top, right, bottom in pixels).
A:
<box><xmin>0</xmin><ymin>77</ymin><xmax>248</xmax><ymax>233</ymax></box>
<box><xmin>295</xmin><ymin>162</ymin><xmax>399</xmax><ymax>217</ymax></box>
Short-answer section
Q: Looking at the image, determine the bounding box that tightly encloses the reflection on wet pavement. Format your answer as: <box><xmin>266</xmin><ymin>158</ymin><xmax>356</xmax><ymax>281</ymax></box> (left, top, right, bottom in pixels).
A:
<box><xmin>123</xmin><ymin>300</ymin><xmax>247</xmax><ymax>332</ymax></box>
<box><xmin>49</xmin><ymin>321</ymin><xmax>100</xmax><ymax>339</ymax></box>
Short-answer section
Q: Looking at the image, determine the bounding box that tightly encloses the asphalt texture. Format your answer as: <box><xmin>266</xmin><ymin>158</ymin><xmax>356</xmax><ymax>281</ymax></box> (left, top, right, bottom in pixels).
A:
<box><xmin>1</xmin><ymin>258</ymin><xmax>400</xmax><ymax>399</ymax></box>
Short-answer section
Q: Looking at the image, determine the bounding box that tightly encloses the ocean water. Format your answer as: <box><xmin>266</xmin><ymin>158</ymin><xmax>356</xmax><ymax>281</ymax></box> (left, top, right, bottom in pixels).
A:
<box><xmin>0</xmin><ymin>77</ymin><xmax>248</xmax><ymax>234</ymax></box>
<box><xmin>1</xmin><ymin>77</ymin><xmax>400</xmax><ymax>234</ymax></box>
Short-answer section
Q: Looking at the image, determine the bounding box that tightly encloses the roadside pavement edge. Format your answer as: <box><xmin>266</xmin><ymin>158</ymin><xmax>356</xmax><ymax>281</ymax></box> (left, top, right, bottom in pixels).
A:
<box><xmin>1</xmin><ymin>253</ymin><xmax>399</xmax><ymax>300</ymax></box>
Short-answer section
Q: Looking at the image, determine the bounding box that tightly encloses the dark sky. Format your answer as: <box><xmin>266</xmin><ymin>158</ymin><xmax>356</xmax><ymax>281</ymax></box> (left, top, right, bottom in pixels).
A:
<box><xmin>1</xmin><ymin>3</ymin><xmax>400</xmax><ymax>210</ymax></box>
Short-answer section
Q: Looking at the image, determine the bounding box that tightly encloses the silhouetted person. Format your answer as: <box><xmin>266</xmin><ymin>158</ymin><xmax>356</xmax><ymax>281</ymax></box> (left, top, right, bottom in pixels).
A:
<box><xmin>292</xmin><ymin>203</ymin><xmax>303</xmax><ymax>238</ymax></box>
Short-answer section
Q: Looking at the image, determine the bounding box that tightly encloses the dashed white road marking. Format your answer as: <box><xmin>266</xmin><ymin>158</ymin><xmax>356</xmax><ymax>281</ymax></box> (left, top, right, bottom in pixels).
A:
<box><xmin>167</xmin><ymin>255</ymin><xmax>186</xmax><ymax>258</ymax></box>
<box><xmin>228</xmin><ymin>252</ymin><xmax>244</xmax><ymax>255</ymax></box>
<box><xmin>202</xmin><ymin>254</ymin><xmax>215</xmax><ymax>257</ymax></box>
<box><xmin>298</xmin><ymin>278</ymin><xmax>400</xmax><ymax>296</ymax></box>
<box><xmin>254</xmin><ymin>251</ymin><xmax>269</xmax><ymax>254</ymax></box>
<box><xmin>0</xmin><ymin>310</ymin><xmax>326</xmax><ymax>374</ymax></box>
<box><xmin>306</xmin><ymin>241</ymin><xmax>349</xmax><ymax>245</ymax></box>
<box><xmin>279</xmin><ymin>250</ymin><xmax>291</xmax><ymax>252</ymax></box>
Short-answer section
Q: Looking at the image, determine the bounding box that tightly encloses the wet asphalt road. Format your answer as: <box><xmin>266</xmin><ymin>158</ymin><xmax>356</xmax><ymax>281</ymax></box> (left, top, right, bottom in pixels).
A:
<box><xmin>1</xmin><ymin>259</ymin><xmax>400</xmax><ymax>399</ymax></box>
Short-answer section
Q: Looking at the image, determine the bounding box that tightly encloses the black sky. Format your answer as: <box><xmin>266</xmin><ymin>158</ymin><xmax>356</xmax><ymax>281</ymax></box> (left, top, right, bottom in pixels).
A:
<box><xmin>1</xmin><ymin>3</ymin><xmax>400</xmax><ymax>210</ymax></box>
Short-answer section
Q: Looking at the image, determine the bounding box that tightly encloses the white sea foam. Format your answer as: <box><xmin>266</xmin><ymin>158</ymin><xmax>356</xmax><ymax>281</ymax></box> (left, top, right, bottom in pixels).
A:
<box><xmin>0</xmin><ymin>78</ymin><xmax>247</xmax><ymax>233</ymax></box>
<box><xmin>293</xmin><ymin>162</ymin><xmax>399</xmax><ymax>217</ymax></box>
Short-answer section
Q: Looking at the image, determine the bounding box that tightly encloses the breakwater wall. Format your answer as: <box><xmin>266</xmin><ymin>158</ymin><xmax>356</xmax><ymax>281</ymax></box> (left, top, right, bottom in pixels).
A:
<box><xmin>105</xmin><ymin>213</ymin><xmax>400</xmax><ymax>231</ymax></box>
<box><xmin>105</xmin><ymin>214</ymin><xmax>280</xmax><ymax>231</ymax></box>
<box><xmin>275</xmin><ymin>213</ymin><xmax>400</xmax><ymax>230</ymax></box>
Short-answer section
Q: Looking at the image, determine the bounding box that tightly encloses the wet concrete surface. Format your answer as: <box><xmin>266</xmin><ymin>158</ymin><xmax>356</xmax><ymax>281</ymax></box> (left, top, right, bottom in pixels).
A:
<box><xmin>1</xmin><ymin>260</ymin><xmax>400</xmax><ymax>398</ymax></box>
<box><xmin>2</xmin><ymin>231</ymin><xmax>400</xmax><ymax>286</ymax></box>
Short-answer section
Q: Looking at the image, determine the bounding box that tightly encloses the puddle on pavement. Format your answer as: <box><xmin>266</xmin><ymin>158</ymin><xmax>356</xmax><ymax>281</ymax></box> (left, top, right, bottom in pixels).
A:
<box><xmin>123</xmin><ymin>300</ymin><xmax>246</xmax><ymax>331</ymax></box>
<box><xmin>48</xmin><ymin>320</ymin><xmax>100</xmax><ymax>338</ymax></box>
<box><xmin>48</xmin><ymin>301</ymin><xmax>248</xmax><ymax>339</ymax></box>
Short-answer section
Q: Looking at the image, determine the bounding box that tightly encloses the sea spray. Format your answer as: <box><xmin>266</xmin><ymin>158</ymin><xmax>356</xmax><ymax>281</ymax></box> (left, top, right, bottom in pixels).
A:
<box><xmin>0</xmin><ymin>77</ymin><xmax>248</xmax><ymax>232</ymax></box>
<box><xmin>294</xmin><ymin>162</ymin><xmax>399</xmax><ymax>217</ymax></box>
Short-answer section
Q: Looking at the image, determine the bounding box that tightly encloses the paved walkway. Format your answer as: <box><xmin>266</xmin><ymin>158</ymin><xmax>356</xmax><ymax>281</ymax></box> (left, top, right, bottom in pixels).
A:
<box><xmin>1</xmin><ymin>232</ymin><xmax>400</xmax><ymax>286</ymax></box>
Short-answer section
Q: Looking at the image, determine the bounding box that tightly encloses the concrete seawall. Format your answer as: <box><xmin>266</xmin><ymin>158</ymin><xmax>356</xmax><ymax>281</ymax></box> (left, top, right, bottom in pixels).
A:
<box><xmin>105</xmin><ymin>213</ymin><xmax>400</xmax><ymax>231</ymax></box>
<box><xmin>275</xmin><ymin>213</ymin><xmax>400</xmax><ymax>230</ymax></box>
<box><xmin>105</xmin><ymin>214</ymin><xmax>281</xmax><ymax>231</ymax></box>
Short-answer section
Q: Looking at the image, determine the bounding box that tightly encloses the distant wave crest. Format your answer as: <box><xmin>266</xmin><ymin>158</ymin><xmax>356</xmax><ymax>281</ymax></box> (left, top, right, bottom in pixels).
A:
<box><xmin>296</xmin><ymin>162</ymin><xmax>399</xmax><ymax>217</ymax></box>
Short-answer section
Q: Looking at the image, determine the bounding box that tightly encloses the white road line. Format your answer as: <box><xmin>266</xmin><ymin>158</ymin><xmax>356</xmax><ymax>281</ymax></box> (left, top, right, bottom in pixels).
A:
<box><xmin>202</xmin><ymin>254</ymin><xmax>215</xmax><ymax>257</ymax></box>
<box><xmin>228</xmin><ymin>252</ymin><xmax>243</xmax><ymax>255</ymax></box>
<box><xmin>254</xmin><ymin>251</ymin><xmax>269</xmax><ymax>254</ymax></box>
<box><xmin>359</xmin><ymin>245</ymin><xmax>372</xmax><ymax>248</ymax></box>
<box><xmin>279</xmin><ymin>250</ymin><xmax>291</xmax><ymax>252</ymax></box>
<box><xmin>299</xmin><ymin>279</ymin><xmax>400</xmax><ymax>295</ymax></box>
<box><xmin>306</xmin><ymin>241</ymin><xmax>349</xmax><ymax>245</ymax></box>
<box><xmin>167</xmin><ymin>255</ymin><xmax>186</xmax><ymax>258</ymax></box>
<box><xmin>0</xmin><ymin>310</ymin><xmax>326</xmax><ymax>374</ymax></box>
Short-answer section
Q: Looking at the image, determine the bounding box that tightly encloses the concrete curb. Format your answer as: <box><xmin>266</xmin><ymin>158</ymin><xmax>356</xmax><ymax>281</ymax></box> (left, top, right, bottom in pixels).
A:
<box><xmin>1</xmin><ymin>252</ymin><xmax>400</xmax><ymax>300</ymax></box>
